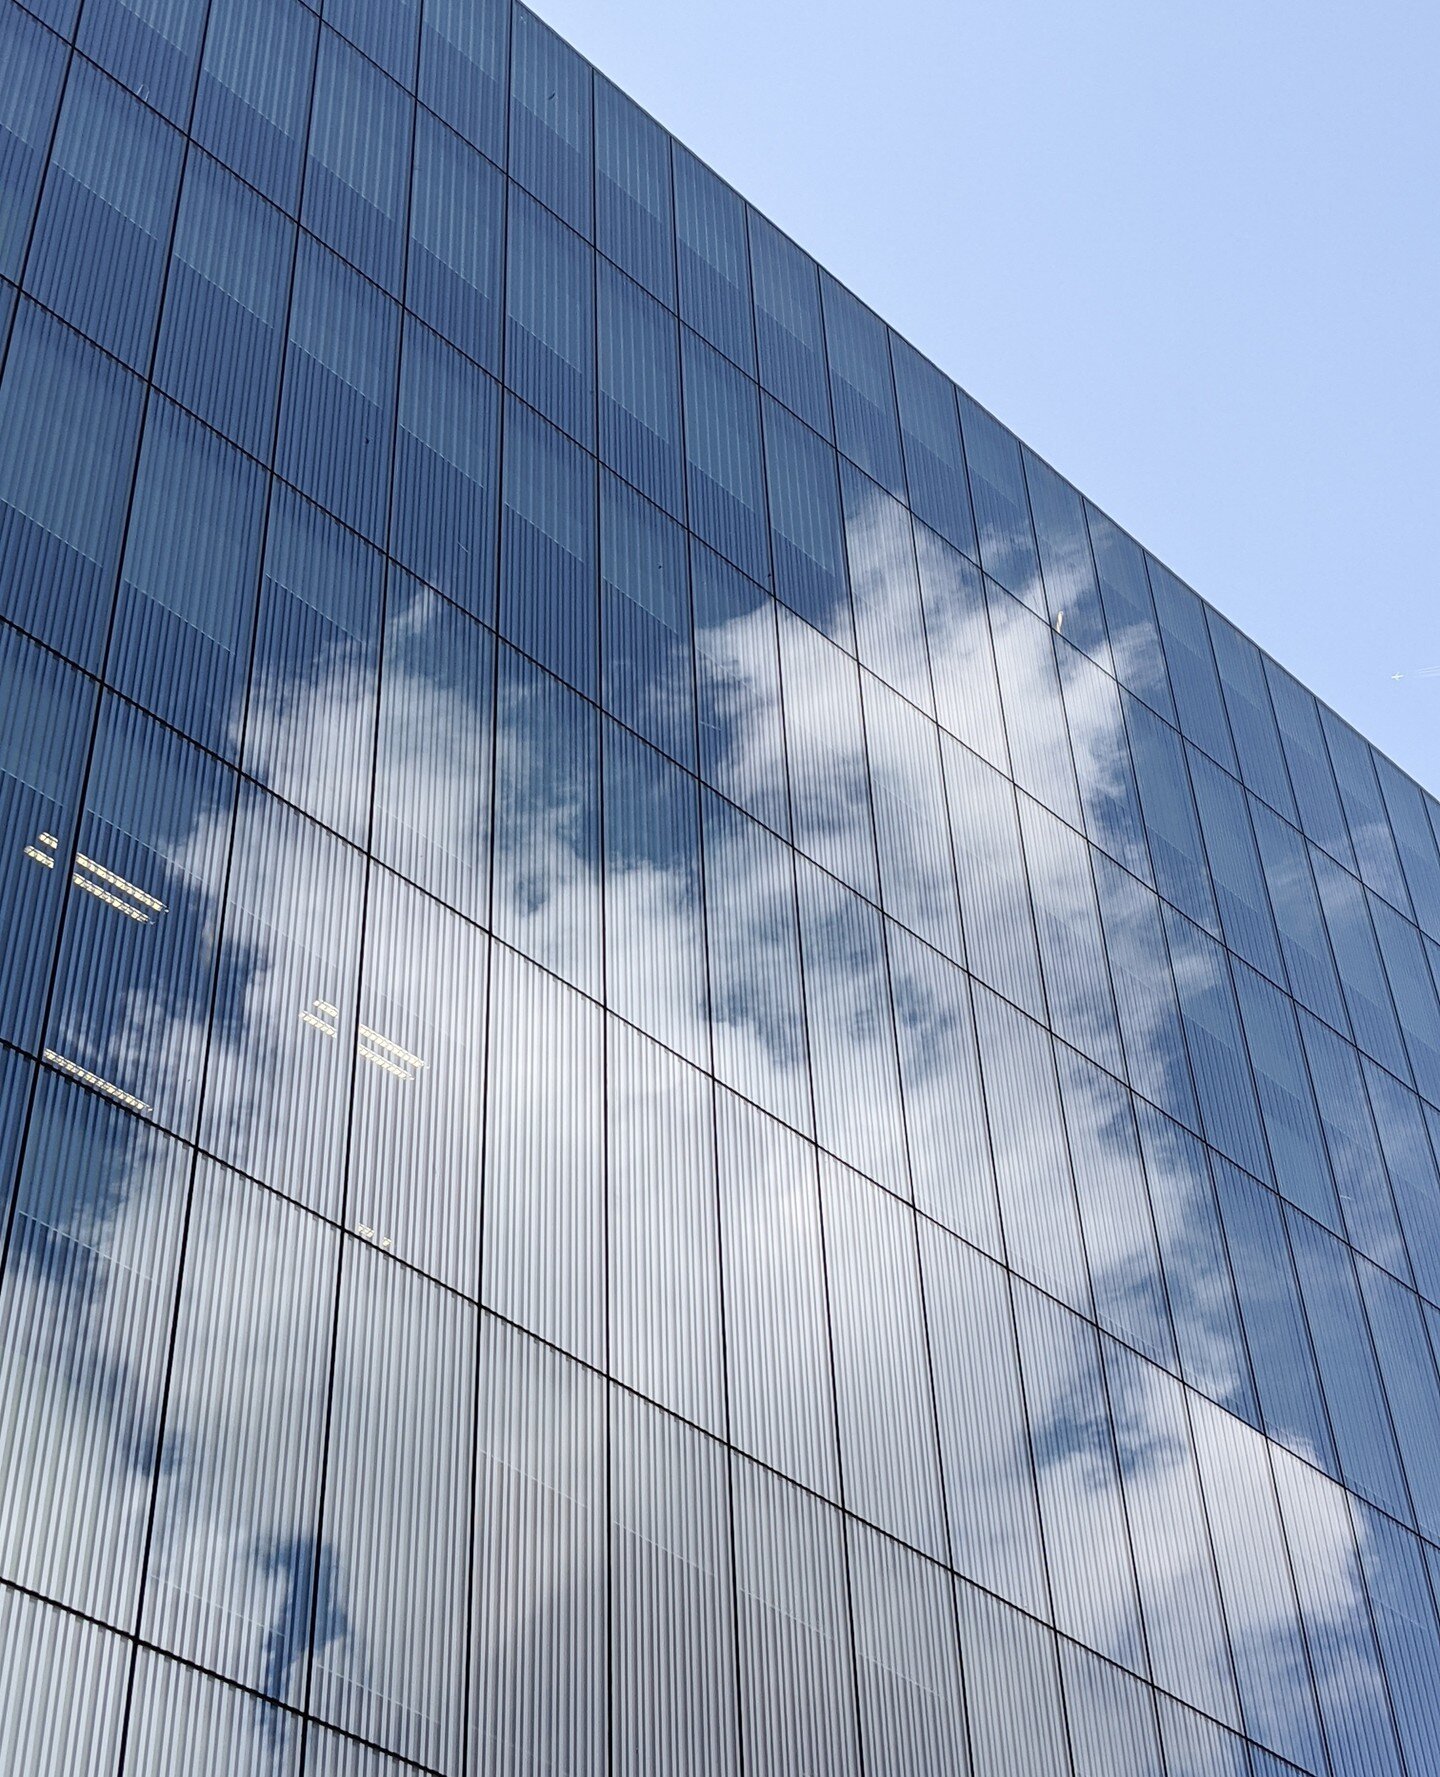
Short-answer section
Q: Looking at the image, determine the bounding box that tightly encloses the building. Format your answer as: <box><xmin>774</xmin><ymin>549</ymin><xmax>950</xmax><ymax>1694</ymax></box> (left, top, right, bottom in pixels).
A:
<box><xmin>3</xmin><ymin>0</ymin><xmax>1440</xmax><ymax>1771</ymax></box>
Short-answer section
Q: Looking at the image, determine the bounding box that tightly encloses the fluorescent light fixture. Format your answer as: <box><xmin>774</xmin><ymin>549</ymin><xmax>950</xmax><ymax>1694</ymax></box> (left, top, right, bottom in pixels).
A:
<box><xmin>74</xmin><ymin>851</ymin><xmax>165</xmax><ymax>914</ymax></box>
<box><xmin>24</xmin><ymin>846</ymin><xmax>55</xmax><ymax>869</ymax></box>
<box><xmin>43</xmin><ymin>1049</ymin><xmax>150</xmax><ymax>1116</ymax></box>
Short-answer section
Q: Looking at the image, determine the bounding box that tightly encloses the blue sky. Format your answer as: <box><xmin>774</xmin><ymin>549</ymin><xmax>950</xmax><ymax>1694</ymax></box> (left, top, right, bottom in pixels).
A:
<box><xmin>535</xmin><ymin>0</ymin><xmax>1440</xmax><ymax>792</ymax></box>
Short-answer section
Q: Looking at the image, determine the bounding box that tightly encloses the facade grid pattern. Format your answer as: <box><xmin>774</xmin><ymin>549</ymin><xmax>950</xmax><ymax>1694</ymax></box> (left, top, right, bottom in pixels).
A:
<box><xmin>3</xmin><ymin>0</ymin><xmax>1440</xmax><ymax>1773</ymax></box>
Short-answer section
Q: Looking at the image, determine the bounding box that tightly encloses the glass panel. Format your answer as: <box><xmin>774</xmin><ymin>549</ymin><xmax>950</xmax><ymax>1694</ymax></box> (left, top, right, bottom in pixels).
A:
<box><xmin>715</xmin><ymin>1090</ymin><xmax>837</xmax><ymax>1496</ymax></box>
<box><xmin>674</xmin><ymin>145</ymin><xmax>754</xmax><ymax>371</ymax></box>
<box><xmin>822</xmin><ymin>273</ymin><xmax>903</xmax><ymax>494</ymax></box>
<box><xmin>348</xmin><ymin>869</ymin><xmax>486</xmax><ymax>1293</ymax></box>
<box><xmin>420</xmin><ymin>0</ymin><xmax>508</xmax><ymax>166</ymax></box>
<box><xmin>749</xmin><ymin>209</ymin><xmax>831</xmax><ymax>437</ymax></box>
<box><xmin>1060</xmin><ymin>1642</ymin><xmax>1163</xmax><ymax>1777</ymax></box>
<box><xmin>892</xmin><ymin>334</ymin><xmax>976</xmax><ymax>559</ymax></box>
<box><xmin>779</xmin><ymin>612</ymin><xmax>877</xmax><ymax>898</ymax></box>
<box><xmin>470</xmin><ymin>1320</ymin><xmax>606</xmax><ymax>1775</ymax></box>
<box><xmin>1321</xmin><ymin>703</ymin><xmax>1411</xmax><ymax>910</ymax></box>
<box><xmin>822</xmin><ymin>1157</ymin><xmax>946</xmax><ymax>1556</ymax></box>
<box><xmin>195</xmin><ymin>0</ymin><xmax>318</xmax><ymax>211</ymax></box>
<box><xmin>124</xmin><ymin>1649</ymin><xmax>301</xmax><ymax>1775</ymax></box>
<box><xmin>141</xmin><ymin>1161</ymin><xmax>335</xmax><ymax>1703</ymax></box>
<box><xmin>844</xmin><ymin>465</ymin><xmax>931</xmax><ymax>706</ymax></box>
<box><xmin>1189</xmin><ymin>754</ymin><xmax>1284</xmax><ymax>980</ymax></box>
<box><xmin>323</xmin><ymin>0</ymin><xmax>418</xmax><ymax>81</ymax></box>
<box><xmin>1297</xmin><ymin>1011</ymin><xmax>1406</xmax><ymax>1272</ymax></box>
<box><xmin>1088</xmin><ymin>506</ymin><xmax>1174</xmax><ymax>721</ymax></box>
<box><xmin>864</xmin><ymin>678</ymin><xmax>960</xmax><ymax>956</ymax></box>
<box><xmin>986</xmin><ymin>582</ymin><xmax>1081</xmax><ymax>825</ymax></box>
<box><xmin>764</xmin><ymin>396</ymin><xmax>850</xmax><ymax>645</ymax></box>
<box><xmin>1124</xmin><ymin>694</ymin><xmax>1219</xmax><ymax>933</ymax></box>
<box><xmin>508</xmin><ymin>6</ymin><xmax>592</xmax><ymax>234</ymax></box>
<box><xmin>201</xmin><ymin>786</ymin><xmax>364</xmax><ymax>1217</ymax></box>
<box><xmin>1311</xmin><ymin>845</ymin><xmax>1409</xmax><ymax>1078</ymax></box>
<box><xmin>480</xmin><ymin>945</ymin><xmax>603</xmax><ymax>1365</ymax></box>
<box><xmin>304</xmin><ymin>27</ymin><xmax>412</xmax><ymax>292</ymax></box>
<box><xmin>245</xmin><ymin>486</ymin><xmax>382</xmax><ymax>845</ymax></box>
<box><xmin>1250</xmin><ymin>799</ymin><xmax>1350</xmax><ymax>1033</ymax></box>
<box><xmin>408</xmin><ymin>110</ymin><xmax>504</xmax><ymax>373</ymax></box>
<box><xmin>0</xmin><ymin>1070</ymin><xmax>188</xmax><ymax>1625</ymax></box>
<box><xmin>595</xmin><ymin>77</ymin><xmax>674</xmax><ymax>304</ymax></box>
<box><xmin>157</xmin><ymin>152</ymin><xmax>294</xmax><ymax>460</ymax></box>
<box><xmin>373</xmin><ymin>577</ymin><xmax>492</xmax><ymax>923</ymax></box>
<box><xmin>1023</xmin><ymin>445</ymin><xmax>1109</xmax><ymax>672</ymax></box>
<box><xmin>684</xmin><ymin>328</ymin><xmax>770</xmax><ymax>586</ymax></box>
<box><xmin>48</xmin><ymin>698</ymin><xmax>234</xmax><ymax>1141</ymax></box>
<box><xmin>1263</xmin><ymin>658</ymin><xmax>1354</xmax><ymax>868</ymax></box>
<box><xmin>1366</xmin><ymin>1063</ymin><xmax>1440</xmax><ymax>1299</ymax></box>
<box><xmin>954</xmin><ymin>1581</ymin><xmax>1071</xmax><ymax>1777</ymax></box>
<box><xmin>1357</xmin><ymin>1258</ymin><xmax>1440</xmax><ymax>1541</ymax></box>
<box><xmin>917</xmin><ymin>524</ymin><xmax>1009</xmax><ymax>771</ymax></box>
<box><xmin>111</xmin><ymin>397</ymin><xmax>266</xmax><ymax>756</ymax></box>
<box><xmin>1207</xmin><ymin>612</ymin><xmax>1296</xmax><ymax>821</ymax></box>
<box><xmin>310</xmin><ymin>1243</ymin><xmax>473</xmax><ymax>1770</ymax></box>
<box><xmin>607</xmin><ymin>1021</ymin><xmax>723</xmax><ymax>1429</ymax></box>
<box><xmin>0</xmin><ymin>1588</ymin><xmax>129</xmax><ymax>1776</ymax></box>
<box><xmin>505</xmin><ymin>185</ymin><xmax>594</xmax><ymax>446</ymax></box>
<box><xmin>601</xmin><ymin>473</ymin><xmax>695</xmax><ymax>767</ymax></box>
<box><xmin>28</xmin><ymin>61</ymin><xmax>182</xmax><ymax>368</ymax></box>
<box><xmin>1354</xmin><ymin>1501</ymin><xmax>1440</xmax><ymax>1777</ymax></box>
<box><xmin>597</xmin><ymin>259</ymin><xmax>684</xmax><ymax>517</ymax></box>
<box><xmin>1374</xmin><ymin>751</ymin><xmax>1440</xmax><ymax>938</ymax></box>
<box><xmin>610</xmin><ymin>1392</ymin><xmax>740</xmax><ymax>1776</ymax></box>
<box><xmin>957</xmin><ymin>391</ymin><xmax>1043</xmax><ymax>610</ymax></box>
<box><xmin>1148</xmin><ymin>559</ymin><xmax>1236</xmax><ymax>771</ymax></box>
<box><xmin>0</xmin><ymin>6</ymin><xmax>69</xmax><ymax>280</ymax></box>
<box><xmin>0</xmin><ymin>301</ymin><xmax>144</xmax><ymax>670</ymax></box>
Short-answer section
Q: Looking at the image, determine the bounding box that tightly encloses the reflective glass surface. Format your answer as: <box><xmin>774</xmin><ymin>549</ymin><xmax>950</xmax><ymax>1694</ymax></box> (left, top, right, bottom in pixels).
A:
<box><xmin>3</xmin><ymin>4</ymin><xmax>1440</xmax><ymax>1773</ymax></box>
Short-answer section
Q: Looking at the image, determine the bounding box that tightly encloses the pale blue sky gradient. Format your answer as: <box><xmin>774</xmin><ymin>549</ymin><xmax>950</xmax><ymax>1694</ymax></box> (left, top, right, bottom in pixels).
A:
<box><xmin>535</xmin><ymin>0</ymin><xmax>1440</xmax><ymax>790</ymax></box>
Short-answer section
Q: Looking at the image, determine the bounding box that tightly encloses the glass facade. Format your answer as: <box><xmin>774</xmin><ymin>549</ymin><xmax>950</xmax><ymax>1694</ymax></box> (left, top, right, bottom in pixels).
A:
<box><xmin>3</xmin><ymin>2</ymin><xmax>1440</xmax><ymax>1772</ymax></box>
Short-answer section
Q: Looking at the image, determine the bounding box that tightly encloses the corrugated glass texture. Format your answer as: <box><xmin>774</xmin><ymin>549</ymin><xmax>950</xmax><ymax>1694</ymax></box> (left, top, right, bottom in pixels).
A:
<box><xmin>5</xmin><ymin>1</ymin><xmax>1440</xmax><ymax>1769</ymax></box>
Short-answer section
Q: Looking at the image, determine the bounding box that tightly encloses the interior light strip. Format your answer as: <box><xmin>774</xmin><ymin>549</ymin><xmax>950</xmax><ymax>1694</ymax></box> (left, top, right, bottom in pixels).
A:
<box><xmin>74</xmin><ymin>874</ymin><xmax>149</xmax><ymax>921</ymax></box>
<box><xmin>300</xmin><ymin>1008</ymin><xmax>338</xmax><ymax>1037</ymax></box>
<box><xmin>358</xmin><ymin>1025</ymin><xmax>426</xmax><ymax>1071</ymax></box>
<box><xmin>24</xmin><ymin>846</ymin><xmax>55</xmax><ymax>868</ymax></box>
<box><xmin>358</xmin><ymin>1045</ymin><xmax>414</xmax><ymax>1081</ymax></box>
<box><xmin>43</xmin><ymin>1049</ymin><xmax>150</xmax><ymax>1116</ymax></box>
<box><xmin>75</xmin><ymin>852</ymin><xmax>165</xmax><ymax>914</ymax></box>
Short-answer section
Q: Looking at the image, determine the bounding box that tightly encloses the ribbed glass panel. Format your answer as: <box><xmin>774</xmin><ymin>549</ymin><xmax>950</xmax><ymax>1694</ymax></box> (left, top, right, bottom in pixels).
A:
<box><xmin>201</xmin><ymin>785</ymin><xmax>364</xmax><ymax>1217</ymax></box>
<box><xmin>1018</xmin><ymin>795</ymin><xmax>1124</xmax><ymax>1075</ymax></box>
<box><xmin>603</xmin><ymin>722</ymin><xmax>709</xmax><ymax>1066</ymax></box>
<box><xmin>304</xmin><ymin>29</ymin><xmax>411</xmax><ymax>293</ymax></box>
<box><xmin>1124</xmin><ymin>693</ymin><xmax>1219</xmax><ymax>933</ymax></box>
<box><xmin>374</xmin><ymin>578</ymin><xmax>492</xmax><ymax>923</ymax></box>
<box><xmin>349</xmin><ymin>868</ymin><xmax>485</xmax><ymax>1292</ymax></box>
<box><xmin>1377</xmin><ymin>1255</ymin><xmax>1440</xmax><ymax>1535</ymax></box>
<box><xmin>1056</xmin><ymin>641</ymin><xmax>1152</xmax><ymax>882</ymax></box>
<box><xmin>1230</xmin><ymin>959</ymin><xmax>1338</xmax><ymax>1226</ymax></box>
<box><xmin>1300</xmin><ymin>1012</ymin><xmax>1407</xmax><ymax>1276</ymax></box>
<box><xmin>600</xmin><ymin>472</ymin><xmax>694</xmax><ymax>768</ymax></box>
<box><xmin>0</xmin><ymin>625</ymin><xmax>94</xmax><ymax>1051</ymax></box>
<box><xmin>1060</xmin><ymin>1641</ymin><xmax>1162</xmax><ymax>1777</ymax></box>
<box><xmin>490</xmin><ymin>646</ymin><xmax>601</xmax><ymax>997</ymax></box>
<box><xmin>920</xmin><ymin>1224</ymin><xmax>1047</xmax><ymax>1613</ymax></box>
<box><xmin>47</xmin><ymin>698</ymin><xmax>233</xmax><ymax>1140</ymax></box>
<box><xmin>702</xmin><ymin>792</ymin><xmax>809</xmax><ymax>1131</ymax></box>
<box><xmin>156</xmin><ymin>152</ymin><xmax>293</xmax><ymax>461</ymax></box>
<box><xmin>1088</xmin><ymin>506</ymin><xmax>1174</xmax><ymax>723</ymax></box>
<box><xmin>194</xmin><ymin>0</ymin><xmax>317</xmax><ymax>211</ymax></box>
<box><xmin>733</xmin><ymin>1458</ymin><xmax>861</xmax><ymax>1777</ymax></box>
<box><xmin>844</xmin><ymin>465</ymin><xmax>932</xmax><ymax>709</ymax></box>
<box><xmin>245</xmin><ymin>487</ymin><xmax>381</xmax><ymax>845</ymax></box>
<box><xmin>0</xmin><ymin>5</ymin><xmax>68</xmax><ymax>282</ymax></box>
<box><xmin>470</xmin><ymin>1318</ymin><xmax>606</xmax><ymax>1777</ymax></box>
<box><xmin>748</xmin><ymin>209</ymin><xmax>832</xmax><ymax>438</ymax></box>
<box><xmin>311</xmin><ymin>1242</ymin><xmax>473</xmax><ymax>1771</ymax></box>
<box><xmin>821</xmin><ymin>1157</ymin><xmax>945</xmax><ymax>1556</ymax></box>
<box><xmin>1155</xmin><ymin>1696</ymin><xmax>1252</xmax><ymax>1777</ymax></box>
<box><xmin>891</xmin><ymin>335</ymin><xmax>976</xmax><ymax>564</ymax></box>
<box><xmin>1250</xmin><ymin>799</ymin><xmax>1351</xmax><ymax>1034</ymax></box>
<box><xmin>1374</xmin><ymin>750</ymin><xmax>1440</xmax><ymax>938</ymax></box>
<box><xmin>861</xmin><ymin>677</ymin><xmax>960</xmax><ymax>955</ymax></box>
<box><xmin>408</xmin><ymin>110</ymin><xmax>502</xmax><ymax>375</ymax></box>
<box><xmin>953</xmin><ymin>1581</ymin><xmax>1071</xmax><ymax>1777</ymax></box>
<box><xmin>124</xmin><ymin>1646</ymin><xmax>301</xmax><ymax>1774</ymax></box>
<box><xmin>391</xmin><ymin>318</ymin><xmax>499</xmax><ymax>623</ymax></box>
<box><xmin>683</xmin><ymin>330</ymin><xmax>770</xmax><ymax>587</ymax></box>
<box><xmin>420</xmin><ymin>0</ymin><xmax>508</xmax><ymax>167</ymax></box>
<box><xmin>1206</xmin><ymin>610</ymin><xmax>1296</xmax><ymax>822</ymax></box>
<box><xmin>889</xmin><ymin>928</ymin><xmax>999</xmax><ymax>1251</ymax></box>
<box><xmin>1189</xmin><ymin>749</ymin><xmax>1285</xmax><ymax>980</ymax></box>
<box><xmin>1188</xmin><ymin>1390</ymin><xmax>1326</xmax><ymax>1772</ymax></box>
<box><xmin>0</xmin><ymin>1047</ymin><xmax>31</xmax><ymax>1202</ymax></box>
<box><xmin>324</xmin><ymin>0</ymin><xmax>418</xmax><ymax>82</ymax></box>
<box><xmin>111</xmin><ymin>397</ymin><xmax>266</xmax><ymax>755</ymax></box>
<box><xmin>79</xmin><ymin>0</ymin><xmax>207</xmax><ymax>128</ymax></box>
<box><xmin>1311</xmin><ymin>844</ymin><xmax>1410</xmax><ymax>1078</ymax></box>
<box><xmin>796</xmin><ymin>861</ymin><xmax>908</xmax><ymax>1193</ymax></box>
<box><xmin>821</xmin><ymin>274</ymin><xmax>903</xmax><ymax>496</ymax></box>
<box><xmin>674</xmin><ymin>145</ymin><xmax>753</xmax><ymax>372</ymax></box>
<box><xmin>1372</xmin><ymin>1066</ymin><xmax>1440</xmax><ymax>1299</ymax></box>
<box><xmin>305</xmin><ymin>1725</ymin><xmax>416</xmax><ymax>1775</ymax></box>
<box><xmin>595</xmin><ymin>78</ymin><xmax>674</xmax><ymax>304</ymax></box>
<box><xmin>611</xmin><ymin>1391</ymin><xmax>740</xmax><ymax>1776</ymax></box>
<box><xmin>0</xmin><ymin>301</ymin><xmax>144</xmax><ymax>670</ymax></box>
<box><xmin>915</xmin><ymin>523</ymin><xmax>1010</xmax><ymax>771</ymax></box>
<box><xmin>27</xmin><ymin>61</ymin><xmax>182</xmax><ymax>369</ymax></box>
<box><xmin>1322</xmin><ymin>706</ymin><xmax>1412</xmax><ymax>915</ymax></box>
<box><xmin>480</xmin><ymin>944</ymin><xmax>603</xmax><ymax>1365</ymax></box>
<box><xmin>973</xmin><ymin>987</ymin><xmax>1091</xmax><ymax>1311</ymax></box>
<box><xmin>0</xmin><ymin>1586</ymin><xmax>129</xmax><ymax>1775</ymax></box>
<box><xmin>987</xmin><ymin>580</ymin><xmax>1082</xmax><ymax>827</ymax></box>
<box><xmin>597</xmin><ymin>260</ymin><xmax>684</xmax><ymax>518</ymax></box>
<box><xmin>778</xmin><ymin>611</ymin><xmax>877</xmax><ymax>898</ymax></box>
<box><xmin>1148</xmin><ymin>557</ymin><xmax>1237</xmax><ymax>773</ymax></box>
<box><xmin>1353</xmin><ymin>1501</ymin><xmax>1440</xmax><ymax>1775</ymax></box>
<box><xmin>1271</xmin><ymin>1445</ymin><xmax>1407</xmax><ymax>1776</ymax></box>
<box><xmin>1023</xmin><ymin>444</ymin><xmax>1111</xmax><ymax>673</ymax></box>
<box><xmin>1371</xmin><ymin>891</ymin><xmax>1440</xmax><ymax>1103</ymax></box>
<box><xmin>505</xmin><ymin>186</ymin><xmax>594</xmax><ymax>447</ymax></box>
<box><xmin>1055</xmin><ymin>1049</ymin><xmax>1172</xmax><ymax>1365</ymax></box>
<box><xmin>607</xmin><ymin>1021</ymin><xmax>723</xmax><ymax>1428</ymax></box>
<box><xmin>141</xmin><ymin>1161</ymin><xmax>335</xmax><ymax>1700</ymax></box>
<box><xmin>1101</xmin><ymin>1337</ymin><xmax>1238</xmax><ymax>1724</ymax></box>
<box><xmin>499</xmin><ymin>397</ymin><xmax>597</xmax><ymax>696</ymax></box>
<box><xmin>1012</xmin><ymin>1281</ymin><xmax>1145</xmax><ymax>1671</ymax></box>
<box><xmin>1264</xmin><ymin>657</ymin><xmax>1356</xmax><ymax>868</ymax></box>
<box><xmin>942</xmin><ymin>738</ymin><xmax>1045</xmax><ymax>1017</ymax></box>
<box><xmin>764</xmin><ymin>396</ymin><xmax>850</xmax><ymax>644</ymax></box>
<box><xmin>508</xmin><ymin>6</ymin><xmax>592</xmax><ymax>235</ymax></box>
<box><xmin>0</xmin><ymin>1070</ymin><xmax>187</xmax><ymax>1624</ymax></box>
<box><xmin>715</xmin><ymin>1088</ymin><xmax>837</xmax><ymax>1496</ymax></box>
<box><xmin>956</xmin><ymin>392</ymin><xmax>1044</xmax><ymax>613</ymax></box>
<box><xmin>848</xmin><ymin>1521</ymin><xmax>968</xmax><ymax>1776</ymax></box>
<box><xmin>277</xmin><ymin>237</ymin><xmax>399</xmax><ymax>544</ymax></box>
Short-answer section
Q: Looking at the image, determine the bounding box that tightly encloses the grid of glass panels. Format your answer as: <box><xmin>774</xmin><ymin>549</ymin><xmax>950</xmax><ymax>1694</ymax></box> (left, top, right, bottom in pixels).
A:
<box><xmin>4</xmin><ymin>0</ymin><xmax>1440</xmax><ymax>1772</ymax></box>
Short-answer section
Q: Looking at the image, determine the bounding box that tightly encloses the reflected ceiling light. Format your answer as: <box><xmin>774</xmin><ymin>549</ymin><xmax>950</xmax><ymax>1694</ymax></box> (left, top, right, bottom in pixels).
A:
<box><xmin>24</xmin><ymin>845</ymin><xmax>55</xmax><ymax>869</ymax></box>
<box><xmin>74</xmin><ymin>873</ymin><xmax>149</xmax><ymax>921</ymax></box>
<box><xmin>300</xmin><ymin>998</ymin><xmax>339</xmax><ymax>1038</ymax></box>
<box><xmin>43</xmin><ymin>1049</ymin><xmax>150</xmax><ymax>1116</ymax></box>
<box><xmin>75</xmin><ymin>851</ymin><xmax>165</xmax><ymax>915</ymax></box>
<box><xmin>356</xmin><ymin>1222</ymin><xmax>394</xmax><ymax>1251</ymax></box>
<box><xmin>358</xmin><ymin>1024</ymin><xmax>426</xmax><ymax>1072</ymax></box>
<box><xmin>24</xmin><ymin>829</ymin><xmax>59</xmax><ymax>869</ymax></box>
